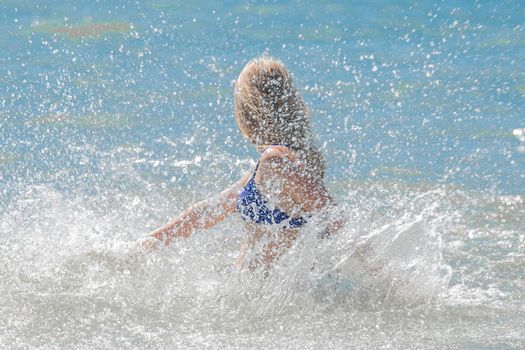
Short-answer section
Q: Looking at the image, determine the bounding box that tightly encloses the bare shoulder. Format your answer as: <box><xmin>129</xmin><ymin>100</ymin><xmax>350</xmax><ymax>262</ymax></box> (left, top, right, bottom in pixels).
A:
<box><xmin>260</xmin><ymin>145</ymin><xmax>297</xmax><ymax>163</ymax></box>
<box><xmin>257</xmin><ymin>145</ymin><xmax>300</xmax><ymax>181</ymax></box>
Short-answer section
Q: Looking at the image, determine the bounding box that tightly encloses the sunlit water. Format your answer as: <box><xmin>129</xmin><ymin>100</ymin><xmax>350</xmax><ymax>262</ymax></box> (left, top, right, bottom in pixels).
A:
<box><xmin>1</xmin><ymin>1</ymin><xmax>524</xmax><ymax>349</ymax></box>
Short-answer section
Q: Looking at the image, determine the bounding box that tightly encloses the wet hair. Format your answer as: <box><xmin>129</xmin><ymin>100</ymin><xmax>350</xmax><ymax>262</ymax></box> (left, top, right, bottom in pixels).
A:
<box><xmin>234</xmin><ymin>56</ymin><xmax>325</xmax><ymax>179</ymax></box>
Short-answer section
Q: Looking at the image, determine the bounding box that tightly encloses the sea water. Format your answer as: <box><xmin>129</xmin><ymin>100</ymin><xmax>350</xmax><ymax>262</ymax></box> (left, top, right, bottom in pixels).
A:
<box><xmin>1</xmin><ymin>0</ymin><xmax>524</xmax><ymax>348</ymax></box>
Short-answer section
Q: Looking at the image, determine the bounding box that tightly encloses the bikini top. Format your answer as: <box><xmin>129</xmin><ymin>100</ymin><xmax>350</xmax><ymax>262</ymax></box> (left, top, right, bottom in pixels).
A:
<box><xmin>236</xmin><ymin>159</ymin><xmax>308</xmax><ymax>229</ymax></box>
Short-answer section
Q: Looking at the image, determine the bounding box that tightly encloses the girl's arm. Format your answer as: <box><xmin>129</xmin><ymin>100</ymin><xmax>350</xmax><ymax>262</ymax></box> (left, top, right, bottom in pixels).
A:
<box><xmin>144</xmin><ymin>173</ymin><xmax>250</xmax><ymax>249</ymax></box>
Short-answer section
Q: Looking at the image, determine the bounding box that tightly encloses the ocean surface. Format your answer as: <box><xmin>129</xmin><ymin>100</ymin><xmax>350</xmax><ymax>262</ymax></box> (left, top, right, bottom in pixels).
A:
<box><xmin>1</xmin><ymin>0</ymin><xmax>524</xmax><ymax>348</ymax></box>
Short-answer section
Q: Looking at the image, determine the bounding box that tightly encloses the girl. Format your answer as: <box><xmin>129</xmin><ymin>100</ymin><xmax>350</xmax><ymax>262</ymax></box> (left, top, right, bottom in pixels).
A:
<box><xmin>143</xmin><ymin>56</ymin><xmax>337</xmax><ymax>271</ymax></box>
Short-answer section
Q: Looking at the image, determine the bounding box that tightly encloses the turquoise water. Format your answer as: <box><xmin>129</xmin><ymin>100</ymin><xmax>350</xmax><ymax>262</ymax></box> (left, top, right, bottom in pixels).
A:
<box><xmin>1</xmin><ymin>1</ymin><xmax>524</xmax><ymax>349</ymax></box>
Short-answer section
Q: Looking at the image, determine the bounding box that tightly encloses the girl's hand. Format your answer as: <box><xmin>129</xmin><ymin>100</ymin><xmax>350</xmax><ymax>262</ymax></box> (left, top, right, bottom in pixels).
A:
<box><xmin>145</xmin><ymin>219</ymin><xmax>184</xmax><ymax>249</ymax></box>
<box><xmin>141</xmin><ymin>236</ymin><xmax>163</xmax><ymax>252</ymax></box>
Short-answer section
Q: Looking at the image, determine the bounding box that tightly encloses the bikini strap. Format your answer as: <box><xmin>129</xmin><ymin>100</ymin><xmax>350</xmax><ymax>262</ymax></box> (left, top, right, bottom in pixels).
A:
<box><xmin>249</xmin><ymin>160</ymin><xmax>260</xmax><ymax>182</ymax></box>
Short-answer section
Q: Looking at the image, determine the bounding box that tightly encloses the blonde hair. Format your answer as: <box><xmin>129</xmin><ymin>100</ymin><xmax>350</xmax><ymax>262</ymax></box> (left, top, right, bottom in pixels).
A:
<box><xmin>234</xmin><ymin>56</ymin><xmax>326</xmax><ymax>179</ymax></box>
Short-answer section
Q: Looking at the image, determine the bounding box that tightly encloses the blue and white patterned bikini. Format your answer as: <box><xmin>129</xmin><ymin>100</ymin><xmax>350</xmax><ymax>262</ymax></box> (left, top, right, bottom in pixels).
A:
<box><xmin>236</xmin><ymin>159</ymin><xmax>307</xmax><ymax>229</ymax></box>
